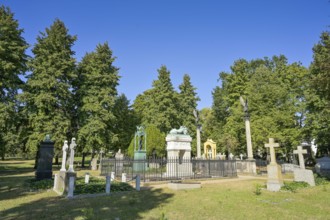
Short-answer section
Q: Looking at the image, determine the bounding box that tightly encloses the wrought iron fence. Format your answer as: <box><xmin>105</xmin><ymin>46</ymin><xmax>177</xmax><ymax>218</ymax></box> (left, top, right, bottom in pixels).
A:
<box><xmin>100</xmin><ymin>157</ymin><xmax>237</xmax><ymax>182</ymax></box>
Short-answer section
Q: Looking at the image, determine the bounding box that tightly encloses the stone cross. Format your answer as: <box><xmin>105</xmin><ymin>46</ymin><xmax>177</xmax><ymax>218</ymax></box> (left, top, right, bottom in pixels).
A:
<box><xmin>68</xmin><ymin>138</ymin><xmax>77</xmax><ymax>173</ymax></box>
<box><xmin>265</xmin><ymin>138</ymin><xmax>280</xmax><ymax>164</ymax></box>
<box><xmin>60</xmin><ymin>140</ymin><xmax>69</xmax><ymax>171</ymax></box>
<box><xmin>293</xmin><ymin>146</ymin><xmax>307</xmax><ymax>169</ymax></box>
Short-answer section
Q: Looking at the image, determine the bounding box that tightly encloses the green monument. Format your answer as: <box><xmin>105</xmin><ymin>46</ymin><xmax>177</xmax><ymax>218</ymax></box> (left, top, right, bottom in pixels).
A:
<box><xmin>133</xmin><ymin>125</ymin><xmax>147</xmax><ymax>171</ymax></box>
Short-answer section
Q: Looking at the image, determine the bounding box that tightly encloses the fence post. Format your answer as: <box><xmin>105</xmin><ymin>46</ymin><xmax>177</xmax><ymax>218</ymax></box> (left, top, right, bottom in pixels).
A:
<box><xmin>136</xmin><ymin>174</ymin><xmax>140</xmax><ymax>191</ymax></box>
<box><xmin>106</xmin><ymin>175</ymin><xmax>111</xmax><ymax>194</ymax></box>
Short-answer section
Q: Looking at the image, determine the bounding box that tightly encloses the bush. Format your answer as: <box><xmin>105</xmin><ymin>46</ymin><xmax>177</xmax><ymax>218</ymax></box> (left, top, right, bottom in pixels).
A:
<box><xmin>74</xmin><ymin>176</ymin><xmax>134</xmax><ymax>195</ymax></box>
<box><xmin>314</xmin><ymin>173</ymin><xmax>330</xmax><ymax>186</ymax></box>
<box><xmin>26</xmin><ymin>179</ymin><xmax>53</xmax><ymax>191</ymax></box>
<box><xmin>281</xmin><ymin>181</ymin><xmax>309</xmax><ymax>193</ymax></box>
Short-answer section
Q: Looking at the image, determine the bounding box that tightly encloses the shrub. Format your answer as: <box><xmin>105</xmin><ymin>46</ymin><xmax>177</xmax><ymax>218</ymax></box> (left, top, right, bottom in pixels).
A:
<box><xmin>26</xmin><ymin>179</ymin><xmax>53</xmax><ymax>191</ymax></box>
<box><xmin>314</xmin><ymin>173</ymin><xmax>330</xmax><ymax>186</ymax></box>
<box><xmin>253</xmin><ymin>184</ymin><xmax>263</xmax><ymax>195</ymax></box>
<box><xmin>74</xmin><ymin>176</ymin><xmax>134</xmax><ymax>195</ymax></box>
<box><xmin>281</xmin><ymin>181</ymin><xmax>309</xmax><ymax>193</ymax></box>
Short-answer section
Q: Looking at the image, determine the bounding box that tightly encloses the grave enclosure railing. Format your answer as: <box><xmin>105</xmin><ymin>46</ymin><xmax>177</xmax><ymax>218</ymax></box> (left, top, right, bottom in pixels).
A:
<box><xmin>100</xmin><ymin>157</ymin><xmax>237</xmax><ymax>182</ymax></box>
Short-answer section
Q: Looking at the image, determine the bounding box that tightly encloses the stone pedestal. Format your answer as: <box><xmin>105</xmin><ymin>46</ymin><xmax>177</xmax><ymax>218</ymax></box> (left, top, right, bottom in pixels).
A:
<box><xmin>266</xmin><ymin>164</ymin><xmax>283</xmax><ymax>191</ymax></box>
<box><xmin>133</xmin><ymin>150</ymin><xmax>147</xmax><ymax>172</ymax></box>
<box><xmin>53</xmin><ymin>171</ymin><xmax>77</xmax><ymax>195</ymax></box>
<box><xmin>35</xmin><ymin>140</ymin><xmax>55</xmax><ymax>180</ymax></box>
<box><xmin>165</xmin><ymin>134</ymin><xmax>193</xmax><ymax>177</ymax></box>
<box><xmin>294</xmin><ymin>169</ymin><xmax>315</xmax><ymax>186</ymax></box>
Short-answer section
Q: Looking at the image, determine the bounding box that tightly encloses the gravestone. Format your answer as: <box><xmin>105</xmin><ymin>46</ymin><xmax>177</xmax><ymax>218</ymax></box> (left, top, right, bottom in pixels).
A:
<box><xmin>35</xmin><ymin>135</ymin><xmax>55</xmax><ymax>180</ymax></box>
<box><xmin>91</xmin><ymin>158</ymin><xmax>98</xmax><ymax>171</ymax></box>
<box><xmin>315</xmin><ymin>156</ymin><xmax>330</xmax><ymax>176</ymax></box>
<box><xmin>265</xmin><ymin>138</ymin><xmax>283</xmax><ymax>191</ymax></box>
<box><xmin>165</xmin><ymin>126</ymin><xmax>193</xmax><ymax>177</ymax></box>
<box><xmin>293</xmin><ymin>146</ymin><xmax>315</xmax><ymax>186</ymax></box>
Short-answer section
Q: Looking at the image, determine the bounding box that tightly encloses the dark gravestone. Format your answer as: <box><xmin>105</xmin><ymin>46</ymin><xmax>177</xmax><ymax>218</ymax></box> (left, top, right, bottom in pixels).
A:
<box><xmin>35</xmin><ymin>137</ymin><xmax>55</xmax><ymax>180</ymax></box>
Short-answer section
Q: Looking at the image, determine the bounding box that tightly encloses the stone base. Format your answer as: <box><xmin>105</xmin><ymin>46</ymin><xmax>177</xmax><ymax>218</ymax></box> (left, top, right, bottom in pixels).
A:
<box><xmin>133</xmin><ymin>151</ymin><xmax>147</xmax><ymax>172</ymax></box>
<box><xmin>54</xmin><ymin>171</ymin><xmax>76</xmax><ymax>195</ymax></box>
<box><xmin>294</xmin><ymin>169</ymin><xmax>315</xmax><ymax>186</ymax></box>
<box><xmin>168</xmin><ymin>182</ymin><xmax>201</xmax><ymax>190</ymax></box>
<box><xmin>266</xmin><ymin>164</ymin><xmax>283</xmax><ymax>192</ymax></box>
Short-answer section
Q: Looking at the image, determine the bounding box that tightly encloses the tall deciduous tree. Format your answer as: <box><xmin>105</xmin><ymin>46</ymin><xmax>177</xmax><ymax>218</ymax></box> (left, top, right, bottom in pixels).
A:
<box><xmin>305</xmin><ymin>31</ymin><xmax>330</xmax><ymax>155</ymax></box>
<box><xmin>23</xmin><ymin>19</ymin><xmax>77</xmax><ymax>156</ymax></box>
<box><xmin>76</xmin><ymin>42</ymin><xmax>119</xmax><ymax>154</ymax></box>
<box><xmin>0</xmin><ymin>6</ymin><xmax>28</xmax><ymax>159</ymax></box>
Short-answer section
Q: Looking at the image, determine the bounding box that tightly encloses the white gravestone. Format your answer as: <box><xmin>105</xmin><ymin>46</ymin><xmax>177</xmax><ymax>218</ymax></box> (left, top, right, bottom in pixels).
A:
<box><xmin>68</xmin><ymin>138</ymin><xmax>77</xmax><ymax>173</ymax></box>
<box><xmin>293</xmin><ymin>146</ymin><xmax>315</xmax><ymax>186</ymax></box>
<box><xmin>165</xmin><ymin>130</ymin><xmax>193</xmax><ymax>177</ymax></box>
<box><xmin>60</xmin><ymin>141</ymin><xmax>69</xmax><ymax>171</ymax></box>
<box><xmin>265</xmin><ymin>138</ymin><xmax>283</xmax><ymax>191</ymax></box>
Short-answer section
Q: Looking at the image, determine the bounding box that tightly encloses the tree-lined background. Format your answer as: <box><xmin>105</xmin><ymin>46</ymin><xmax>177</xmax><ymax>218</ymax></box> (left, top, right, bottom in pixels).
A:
<box><xmin>1</xmin><ymin>5</ymin><xmax>329</xmax><ymax>162</ymax></box>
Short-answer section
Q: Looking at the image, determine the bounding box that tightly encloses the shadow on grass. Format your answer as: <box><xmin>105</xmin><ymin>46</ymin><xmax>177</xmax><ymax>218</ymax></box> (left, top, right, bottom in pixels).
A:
<box><xmin>1</xmin><ymin>188</ymin><xmax>174</xmax><ymax>220</ymax></box>
<box><xmin>0</xmin><ymin>175</ymin><xmax>38</xmax><ymax>201</ymax></box>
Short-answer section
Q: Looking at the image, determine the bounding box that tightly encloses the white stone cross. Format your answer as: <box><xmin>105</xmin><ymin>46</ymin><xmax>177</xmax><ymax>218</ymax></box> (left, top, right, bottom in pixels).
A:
<box><xmin>293</xmin><ymin>146</ymin><xmax>307</xmax><ymax>169</ymax></box>
<box><xmin>60</xmin><ymin>140</ymin><xmax>69</xmax><ymax>171</ymax></box>
<box><xmin>68</xmin><ymin>138</ymin><xmax>77</xmax><ymax>173</ymax></box>
<box><xmin>265</xmin><ymin>138</ymin><xmax>280</xmax><ymax>164</ymax></box>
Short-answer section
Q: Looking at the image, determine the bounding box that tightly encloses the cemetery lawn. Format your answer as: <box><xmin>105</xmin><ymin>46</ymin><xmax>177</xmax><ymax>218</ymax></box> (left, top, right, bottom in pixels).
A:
<box><xmin>1</xmin><ymin>160</ymin><xmax>330</xmax><ymax>220</ymax></box>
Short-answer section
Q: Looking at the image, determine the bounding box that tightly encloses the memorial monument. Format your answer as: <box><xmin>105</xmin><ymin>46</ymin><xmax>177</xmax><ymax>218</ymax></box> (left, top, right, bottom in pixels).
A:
<box><xmin>293</xmin><ymin>145</ymin><xmax>315</xmax><ymax>186</ymax></box>
<box><xmin>133</xmin><ymin>126</ymin><xmax>147</xmax><ymax>171</ymax></box>
<box><xmin>265</xmin><ymin>138</ymin><xmax>283</xmax><ymax>191</ymax></box>
<box><xmin>165</xmin><ymin>126</ymin><xmax>193</xmax><ymax>177</ymax></box>
<box><xmin>35</xmin><ymin>135</ymin><xmax>55</xmax><ymax>180</ymax></box>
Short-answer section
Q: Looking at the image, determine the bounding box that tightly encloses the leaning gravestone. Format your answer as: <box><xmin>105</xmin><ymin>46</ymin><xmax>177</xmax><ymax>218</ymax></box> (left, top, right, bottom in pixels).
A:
<box><xmin>165</xmin><ymin>126</ymin><xmax>193</xmax><ymax>177</ymax></box>
<box><xmin>293</xmin><ymin>145</ymin><xmax>315</xmax><ymax>186</ymax></box>
<box><xmin>265</xmin><ymin>138</ymin><xmax>283</xmax><ymax>191</ymax></box>
<box><xmin>35</xmin><ymin>135</ymin><xmax>55</xmax><ymax>180</ymax></box>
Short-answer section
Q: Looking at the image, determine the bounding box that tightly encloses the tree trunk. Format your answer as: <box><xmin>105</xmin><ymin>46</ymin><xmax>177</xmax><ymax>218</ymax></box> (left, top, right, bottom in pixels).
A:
<box><xmin>81</xmin><ymin>152</ymin><xmax>86</xmax><ymax>168</ymax></box>
<box><xmin>55</xmin><ymin>154</ymin><xmax>59</xmax><ymax>165</ymax></box>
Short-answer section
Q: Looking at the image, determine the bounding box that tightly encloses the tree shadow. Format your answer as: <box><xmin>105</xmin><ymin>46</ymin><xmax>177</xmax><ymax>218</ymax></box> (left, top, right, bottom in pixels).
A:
<box><xmin>0</xmin><ymin>188</ymin><xmax>174</xmax><ymax>220</ymax></box>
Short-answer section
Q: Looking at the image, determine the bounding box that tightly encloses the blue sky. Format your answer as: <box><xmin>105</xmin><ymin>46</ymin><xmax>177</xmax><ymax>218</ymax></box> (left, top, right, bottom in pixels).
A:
<box><xmin>2</xmin><ymin>0</ymin><xmax>329</xmax><ymax>109</ymax></box>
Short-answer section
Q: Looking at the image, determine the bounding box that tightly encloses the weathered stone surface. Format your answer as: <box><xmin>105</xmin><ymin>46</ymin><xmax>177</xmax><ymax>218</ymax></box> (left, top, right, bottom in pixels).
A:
<box><xmin>266</xmin><ymin>164</ymin><xmax>283</xmax><ymax>191</ymax></box>
<box><xmin>293</xmin><ymin>169</ymin><xmax>315</xmax><ymax>186</ymax></box>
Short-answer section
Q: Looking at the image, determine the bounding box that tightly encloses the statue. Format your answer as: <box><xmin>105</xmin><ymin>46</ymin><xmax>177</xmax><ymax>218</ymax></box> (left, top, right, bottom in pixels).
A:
<box><xmin>169</xmin><ymin>126</ymin><xmax>188</xmax><ymax>135</ymax></box>
<box><xmin>60</xmin><ymin>140</ymin><xmax>69</xmax><ymax>171</ymax></box>
<box><xmin>135</xmin><ymin>126</ymin><xmax>146</xmax><ymax>151</ymax></box>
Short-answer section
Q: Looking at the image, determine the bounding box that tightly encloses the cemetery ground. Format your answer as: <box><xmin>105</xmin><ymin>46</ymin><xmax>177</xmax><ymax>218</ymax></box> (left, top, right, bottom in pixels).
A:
<box><xmin>1</xmin><ymin>159</ymin><xmax>330</xmax><ymax>220</ymax></box>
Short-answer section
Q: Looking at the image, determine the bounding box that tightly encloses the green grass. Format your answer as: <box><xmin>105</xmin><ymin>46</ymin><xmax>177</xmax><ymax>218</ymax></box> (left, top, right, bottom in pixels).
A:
<box><xmin>1</xmin><ymin>159</ymin><xmax>330</xmax><ymax>220</ymax></box>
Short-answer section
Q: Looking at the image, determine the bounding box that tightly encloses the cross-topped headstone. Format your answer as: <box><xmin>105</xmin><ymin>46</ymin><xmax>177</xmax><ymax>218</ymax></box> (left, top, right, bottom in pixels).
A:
<box><xmin>293</xmin><ymin>146</ymin><xmax>307</xmax><ymax>169</ymax></box>
<box><xmin>265</xmin><ymin>138</ymin><xmax>280</xmax><ymax>164</ymax></box>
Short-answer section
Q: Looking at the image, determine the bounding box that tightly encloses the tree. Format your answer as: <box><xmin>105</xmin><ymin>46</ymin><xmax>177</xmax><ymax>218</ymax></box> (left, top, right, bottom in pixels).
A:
<box><xmin>305</xmin><ymin>31</ymin><xmax>330</xmax><ymax>155</ymax></box>
<box><xmin>141</xmin><ymin>65</ymin><xmax>180</xmax><ymax>133</ymax></box>
<box><xmin>178</xmin><ymin>74</ymin><xmax>200</xmax><ymax>155</ymax></box>
<box><xmin>0</xmin><ymin>6</ymin><xmax>28</xmax><ymax>159</ymax></box>
<box><xmin>112</xmin><ymin>94</ymin><xmax>138</xmax><ymax>152</ymax></box>
<box><xmin>23</xmin><ymin>19</ymin><xmax>77</xmax><ymax>158</ymax></box>
<box><xmin>76</xmin><ymin>42</ymin><xmax>119</xmax><ymax>155</ymax></box>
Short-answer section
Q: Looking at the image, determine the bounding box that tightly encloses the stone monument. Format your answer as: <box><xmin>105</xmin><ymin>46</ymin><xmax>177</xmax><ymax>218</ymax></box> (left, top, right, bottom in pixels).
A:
<box><xmin>315</xmin><ymin>156</ymin><xmax>330</xmax><ymax>176</ymax></box>
<box><xmin>293</xmin><ymin>145</ymin><xmax>315</xmax><ymax>186</ymax></box>
<box><xmin>265</xmin><ymin>138</ymin><xmax>283</xmax><ymax>191</ymax></box>
<box><xmin>240</xmin><ymin>96</ymin><xmax>253</xmax><ymax>160</ymax></box>
<box><xmin>204</xmin><ymin>139</ymin><xmax>216</xmax><ymax>159</ymax></box>
<box><xmin>115</xmin><ymin>149</ymin><xmax>124</xmax><ymax>173</ymax></box>
<box><xmin>54</xmin><ymin>138</ymin><xmax>77</xmax><ymax>195</ymax></box>
<box><xmin>35</xmin><ymin>135</ymin><xmax>55</xmax><ymax>180</ymax></box>
<box><xmin>165</xmin><ymin>126</ymin><xmax>193</xmax><ymax>177</ymax></box>
<box><xmin>133</xmin><ymin>126</ymin><xmax>147</xmax><ymax>171</ymax></box>
<box><xmin>193</xmin><ymin>109</ymin><xmax>202</xmax><ymax>158</ymax></box>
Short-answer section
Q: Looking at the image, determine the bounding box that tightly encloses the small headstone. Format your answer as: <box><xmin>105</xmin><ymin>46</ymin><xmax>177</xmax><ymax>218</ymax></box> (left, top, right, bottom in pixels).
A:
<box><xmin>122</xmin><ymin>173</ymin><xmax>127</xmax><ymax>182</ymax></box>
<box><xmin>229</xmin><ymin>153</ymin><xmax>234</xmax><ymax>160</ymax></box>
<box><xmin>85</xmin><ymin>173</ymin><xmax>90</xmax><ymax>184</ymax></box>
<box><xmin>53</xmin><ymin>174</ymin><xmax>58</xmax><ymax>190</ymax></box>
<box><xmin>240</xmin><ymin>154</ymin><xmax>243</xmax><ymax>160</ymax></box>
<box><xmin>265</xmin><ymin>138</ymin><xmax>283</xmax><ymax>191</ymax></box>
<box><xmin>111</xmin><ymin>171</ymin><xmax>115</xmax><ymax>181</ymax></box>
